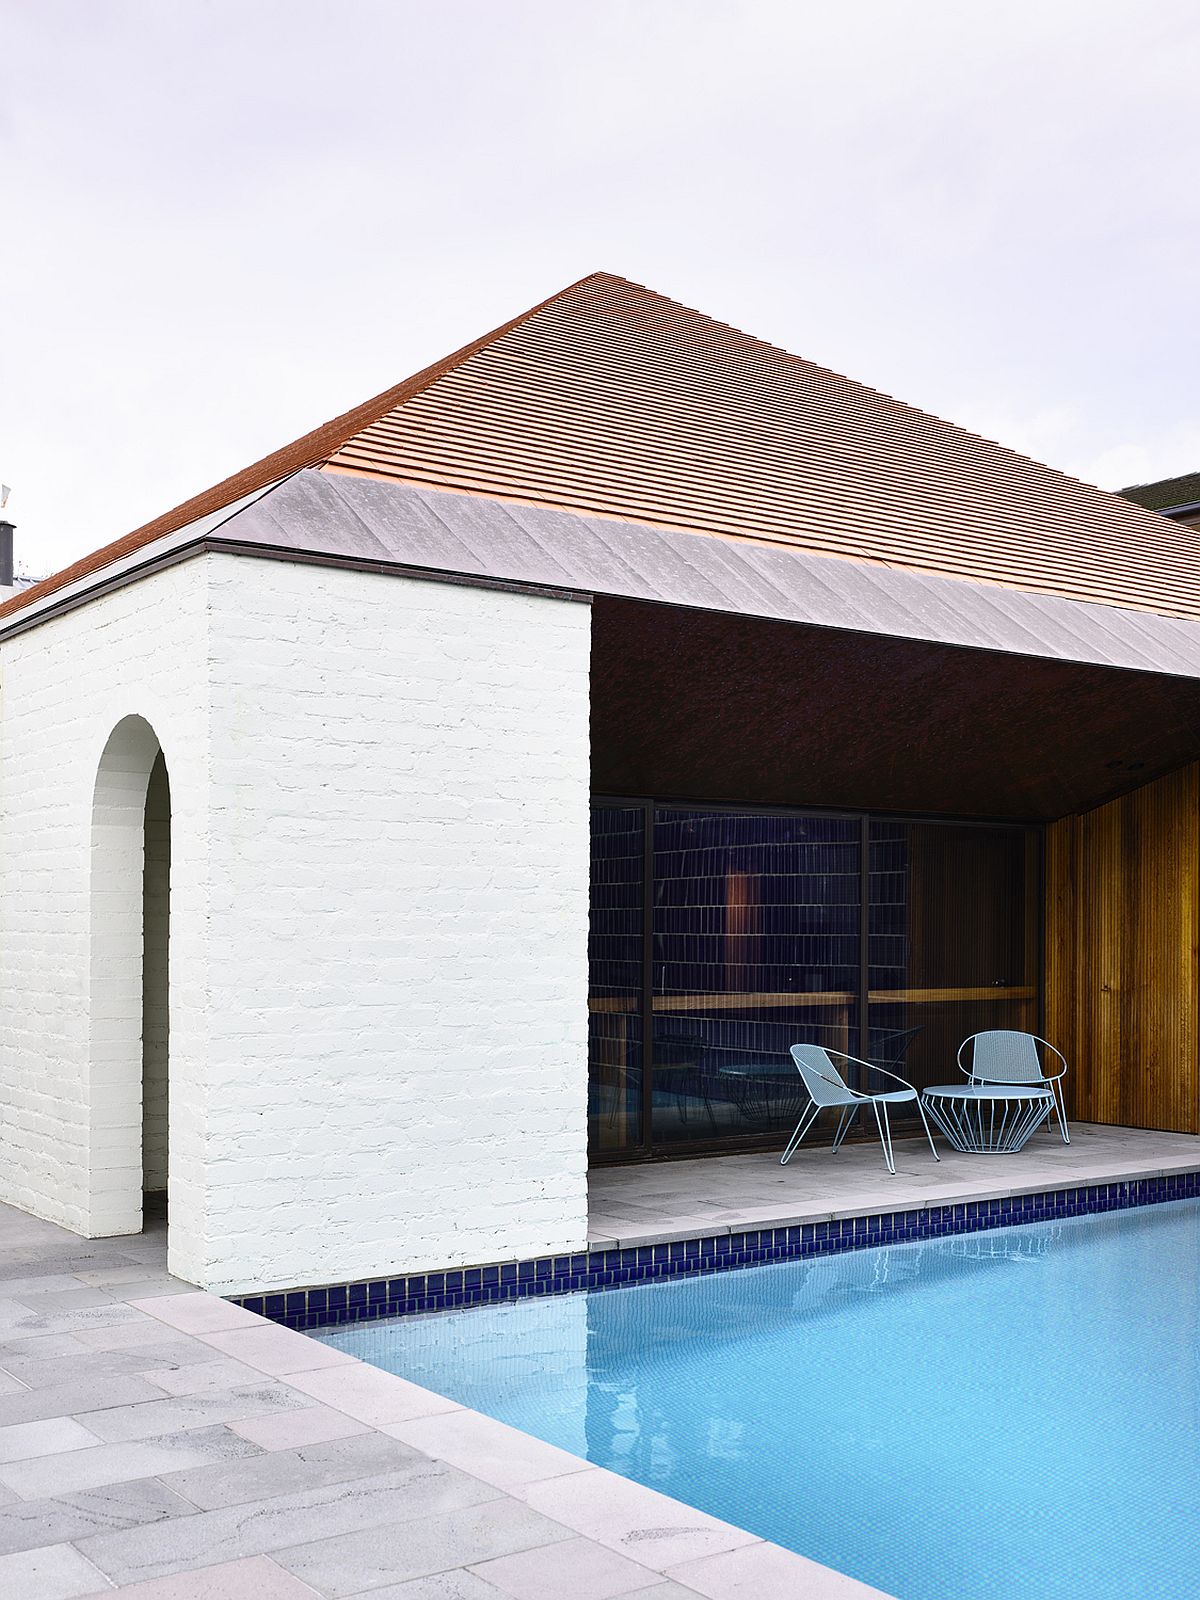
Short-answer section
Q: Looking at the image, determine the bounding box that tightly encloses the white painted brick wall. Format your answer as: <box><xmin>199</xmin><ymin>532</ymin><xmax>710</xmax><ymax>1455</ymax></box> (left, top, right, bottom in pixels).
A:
<box><xmin>0</xmin><ymin>549</ymin><xmax>593</xmax><ymax>1295</ymax></box>
<box><xmin>202</xmin><ymin>556</ymin><xmax>592</xmax><ymax>1294</ymax></box>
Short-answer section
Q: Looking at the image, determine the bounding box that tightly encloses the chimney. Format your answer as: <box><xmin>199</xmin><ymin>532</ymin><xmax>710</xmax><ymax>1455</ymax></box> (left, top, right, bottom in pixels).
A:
<box><xmin>0</xmin><ymin>521</ymin><xmax>13</xmax><ymax>592</ymax></box>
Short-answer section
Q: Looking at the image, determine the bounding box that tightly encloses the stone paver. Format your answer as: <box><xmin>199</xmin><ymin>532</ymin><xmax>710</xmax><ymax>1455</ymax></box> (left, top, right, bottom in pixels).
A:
<box><xmin>0</xmin><ymin>1475</ymin><xmax>195</xmax><ymax>1557</ymax></box>
<box><xmin>588</xmin><ymin>1121</ymin><xmax>1200</xmax><ymax>1244</ymax></box>
<box><xmin>384</xmin><ymin>1410</ymin><xmax>593</xmax><ymax>1492</ymax></box>
<box><xmin>127</xmin><ymin>1295</ymin><xmax>263</xmax><ymax>1336</ymax></box>
<box><xmin>283</xmin><ymin>1363</ymin><xmax>460</xmax><ymax>1426</ymax></box>
<box><xmin>363</xmin><ymin>1575</ymin><xmax>509</xmax><ymax>1600</ymax></box>
<box><xmin>200</xmin><ymin>1323</ymin><xmax>356</xmax><ymax>1377</ymax></box>
<box><xmin>665</xmin><ymin>1541</ymin><xmax>893</xmax><ymax>1597</ymax></box>
<box><xmin>0</xmin><ymin>1373</ymin><xmax>164</xmax><ymax>1426</ymax></box>
<box><xmin>0</xmin><ymin>1540</ymin><xmax>108</xmax><ymax>1598</ymax></box>
<box><xmin>470</xmin><ymin>1533</ymin><xmax>662</xmax><ymax>1598</ymax></box>
<box><xmin>95</xmin><ymin>1554</ymin><xmax>323</xmax><ymax>1597</ymax></box>
<box><xmin>226</xmin><ymin>1405</ymin><xmax>369</xmax><ymax>1452</ymax></box>
<box><xmin>273</xmin><ymin>1498</ymin><xmax>574</xmax><ymax>1596</ymax></box>
<box><xmin>0</xmin><ymin>1416</ymin><xmax>100</xmax><ymax>1465</ymax></box>
<box><xmin>0</xmin><ymin>1428</ymin><xmax>262</xmax><ymax>1500</ymax></box>
<box><xmin>518</xmin><ymin>1467</ymin><xmax>759</xmax><ymax>1572</ymax></box>
<box><xmin>139</xmin><ymin>1358</ymin><xmax>270</xmax><ymax>1397</ymax></box>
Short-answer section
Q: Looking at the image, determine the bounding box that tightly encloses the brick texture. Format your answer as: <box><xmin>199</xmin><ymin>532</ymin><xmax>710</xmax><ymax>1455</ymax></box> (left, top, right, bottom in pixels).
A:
<box><xmin>201</xmin><ymin>558</ymin><xmax>592</xmax><ymax>1293</ymax></box>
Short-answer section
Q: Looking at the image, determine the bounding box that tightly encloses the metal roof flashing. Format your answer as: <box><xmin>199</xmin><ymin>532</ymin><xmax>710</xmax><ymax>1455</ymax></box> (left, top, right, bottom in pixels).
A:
<box><xmin>6</xmin><ymin>468</ymin><xmax>1199</xmax><ymax>689</ymax></box>
<box><xmin>0</xmin><ymin>478</ymin><xmax>292</xmax><ymax>640</ymax></box>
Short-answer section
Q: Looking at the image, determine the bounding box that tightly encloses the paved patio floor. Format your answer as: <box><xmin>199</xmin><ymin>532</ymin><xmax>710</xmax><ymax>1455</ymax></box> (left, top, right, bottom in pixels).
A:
<box><xmin>0</xmin><ymin>1202</ymin><xmax>887</xmax><ymax>1599</ymax></box>
<box><xmin>588</xmin><ymin>1121</ymin><xmax>1200</xmax><ymax>1246</ymax></box>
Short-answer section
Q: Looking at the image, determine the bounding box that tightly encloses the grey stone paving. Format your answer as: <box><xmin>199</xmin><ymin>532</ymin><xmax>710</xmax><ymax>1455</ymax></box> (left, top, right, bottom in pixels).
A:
<box><xmin>588</xmin><ymin>1119</ymin><xmax>1200</xmax><ymax>1245</ymax></box>
<box><xmin>0</xmin><ymin>1201</ymin><xmax>890</xmax><ymax>1598</ymax></box>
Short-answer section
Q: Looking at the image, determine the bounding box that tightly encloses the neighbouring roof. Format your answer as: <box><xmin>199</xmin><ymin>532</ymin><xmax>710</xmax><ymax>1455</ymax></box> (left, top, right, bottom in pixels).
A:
<box><xmin>3</xmin><ymin>271</ymin><xmax>1199</xmax><ymax>623</ymax></box>
<box><xmin>1120</xmin><ymin>470</ymin><xmax>1200</xmax><ymax>515</ymax></box>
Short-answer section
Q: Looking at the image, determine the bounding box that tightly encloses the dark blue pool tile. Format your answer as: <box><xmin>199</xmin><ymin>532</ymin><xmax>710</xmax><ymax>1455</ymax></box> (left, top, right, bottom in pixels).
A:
<box><xmin>231</xmin><ymin>1170</ymin><xmax>1200</xmax><ymax>1327</ymax></box>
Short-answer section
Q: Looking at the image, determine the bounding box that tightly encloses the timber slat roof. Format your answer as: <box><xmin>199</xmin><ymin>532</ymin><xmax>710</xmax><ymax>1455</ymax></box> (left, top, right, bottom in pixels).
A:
<box><xmin>4</xmin><ymin>270</ymin><xmax>1196</xmax><ymax>622</ymax></box>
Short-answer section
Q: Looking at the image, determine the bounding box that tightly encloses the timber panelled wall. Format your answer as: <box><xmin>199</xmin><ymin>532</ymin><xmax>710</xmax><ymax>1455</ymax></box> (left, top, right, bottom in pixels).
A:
<box><xmin>1046</xmin><ymin>763</ymin><xmax>1200</xmax><ymax>1134</ymax></box>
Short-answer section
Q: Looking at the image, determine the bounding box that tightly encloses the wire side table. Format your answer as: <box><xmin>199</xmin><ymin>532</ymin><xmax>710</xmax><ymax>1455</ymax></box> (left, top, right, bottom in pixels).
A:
<box><xmin>921</xmin><ymin>1084</ymin><xmax>1054</xmax><ymax>1154</ymax></box>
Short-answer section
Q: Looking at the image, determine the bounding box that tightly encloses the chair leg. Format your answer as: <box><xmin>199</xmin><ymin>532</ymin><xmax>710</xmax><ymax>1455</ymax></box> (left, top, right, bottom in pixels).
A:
<box><xmin>780</xmin><ymin>1102</ymin><xmax>820</xmax><ymax>1166</ymax></box>
<box><xmin>831</xmin><ymin>1104</ymin><xmax>859</xmax><ymax>1153</ymax></box>
<box><xmin>1052</xmin><ymin>1081</ymin><xmax>1070</xmax><ymax>1144</ymax></box>
<box><xmin>872</xmin><ymin>1100</ymin><xmax>897</xmax><ymax>1175</ymax></box>
<box><xmin>916</xmin><ymin>1095</ymin><xmax>941</xmax><ymax>1162</ymax></box>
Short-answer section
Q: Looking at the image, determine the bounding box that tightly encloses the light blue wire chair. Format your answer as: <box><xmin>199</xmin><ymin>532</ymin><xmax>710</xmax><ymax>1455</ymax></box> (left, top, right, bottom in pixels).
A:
<box><xmin>958</xmin><ymin>1031</ymin><xmax>1070</xmax><ymax>1145</ymax></box>
<box><xmin>781</xmin><ymin>1044</ymin><xmax>941</xmax><ymax>1175</ymax></box>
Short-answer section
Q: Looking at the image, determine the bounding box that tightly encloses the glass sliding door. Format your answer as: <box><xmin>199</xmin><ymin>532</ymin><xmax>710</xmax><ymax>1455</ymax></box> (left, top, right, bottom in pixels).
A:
<box><xmin>866</xmin><ymin>821</ymin><xmax>1039</xmax><ymax>1116</ymax></box>
<box><xmin>650</xmin><ymin>809</ymin><xmax>861</xmax><ymax>1147</ymax></box>
<box><xmin>587</xmin><ymin>801</ymin><xmax>1041</xmax><ymax>1160</ymax></box>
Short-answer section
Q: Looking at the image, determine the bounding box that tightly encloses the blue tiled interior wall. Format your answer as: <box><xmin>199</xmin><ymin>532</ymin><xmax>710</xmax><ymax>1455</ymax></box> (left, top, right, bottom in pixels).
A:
<box><xmin>231</xmin><ymin>1171</ymin><xmax>1200</xmax><ymax>1332</ymax></box>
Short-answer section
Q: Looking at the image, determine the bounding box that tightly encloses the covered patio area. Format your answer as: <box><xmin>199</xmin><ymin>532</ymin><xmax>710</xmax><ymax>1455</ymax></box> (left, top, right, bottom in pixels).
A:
<box><xmin>587</xmin><ymin>1122</ymin><xmax>1200</xmax><ymax>1248</ymax></box>
<box><xmin>587</xmin><ymin>586</ymin><xmax>1200</xmax><ymax>1180</ymax></box>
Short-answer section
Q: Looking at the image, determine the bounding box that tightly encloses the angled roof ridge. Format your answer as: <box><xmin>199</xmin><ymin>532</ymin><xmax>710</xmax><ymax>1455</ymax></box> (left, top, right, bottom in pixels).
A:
<box><xmin>0</xmin><ymin>271</ymin><xmax>611</xmax><ymax>621</ymax></box>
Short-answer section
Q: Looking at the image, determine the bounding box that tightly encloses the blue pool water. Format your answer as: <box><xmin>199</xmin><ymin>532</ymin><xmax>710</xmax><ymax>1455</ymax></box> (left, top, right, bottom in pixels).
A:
<box><xmin>318</xmin><ymin>1203</ymin><xmax>1200</xmax><ymax>1600</ymax></box>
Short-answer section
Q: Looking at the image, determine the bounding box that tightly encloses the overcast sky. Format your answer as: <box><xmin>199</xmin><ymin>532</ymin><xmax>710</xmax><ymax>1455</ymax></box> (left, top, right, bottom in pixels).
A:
<box><xmin>3</xmin><ymin>0</ymin><xmax>1199</xmax><ymax>578</ymax></box>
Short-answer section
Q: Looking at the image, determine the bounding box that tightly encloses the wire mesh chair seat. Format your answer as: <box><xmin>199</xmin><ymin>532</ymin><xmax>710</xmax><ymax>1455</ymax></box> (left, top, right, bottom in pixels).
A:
<box><xmin>958</xmin><ymin>1030</ymin><xmax>1070</xmax><ymax>1145</ymax></box>
<box><xmin>782</xmin><ymin>1044</ymin><xmax>941</xmax><ymax>1176</ymax></box>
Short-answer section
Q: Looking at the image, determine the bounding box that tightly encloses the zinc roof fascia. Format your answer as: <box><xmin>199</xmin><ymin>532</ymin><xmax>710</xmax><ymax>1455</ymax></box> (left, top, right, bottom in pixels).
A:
<box><xmin>311</xmin><ymin>473</ymin><xmax>1200</xmax><ymax>681</ymax></box>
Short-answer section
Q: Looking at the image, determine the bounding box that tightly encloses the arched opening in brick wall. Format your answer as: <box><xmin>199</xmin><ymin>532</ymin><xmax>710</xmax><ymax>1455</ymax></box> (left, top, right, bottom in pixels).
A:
<box><xmin>89</xmin><ymin>715</ymin><xmax>171</xmax><ymax>1239</ymax></box>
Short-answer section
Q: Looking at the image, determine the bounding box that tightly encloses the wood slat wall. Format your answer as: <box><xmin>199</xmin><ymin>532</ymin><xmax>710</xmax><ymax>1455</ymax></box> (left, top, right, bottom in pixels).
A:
<box><xmin>1045</xmin><ymin>763</ymin><xmax>1200</xmax><ymax>1132</ymax></box>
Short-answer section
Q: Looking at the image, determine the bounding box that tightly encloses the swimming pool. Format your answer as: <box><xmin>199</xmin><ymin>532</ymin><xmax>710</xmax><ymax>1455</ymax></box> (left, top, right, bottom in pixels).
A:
<box><xmin>317</xmin><ymin>1201</ymin><xmax>1200</xmax><ymax>1600</ymax></box>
